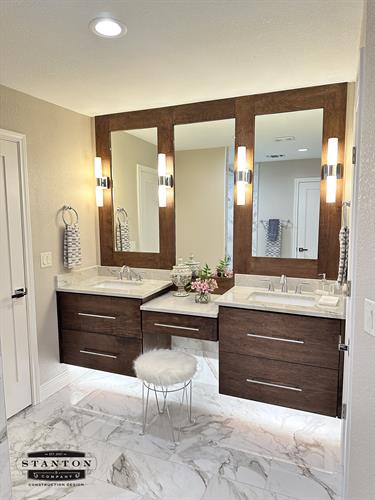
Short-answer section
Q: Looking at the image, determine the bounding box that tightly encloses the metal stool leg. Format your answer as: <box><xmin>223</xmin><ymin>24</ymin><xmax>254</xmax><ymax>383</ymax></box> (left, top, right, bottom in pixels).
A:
<box><xmin>189</xmin><ymin>379</ymin><xmax>194</xmax><ymax>423</ymax></box>
<box><xmin>154</xmin><ymin>385</ymin><xmax>163</xmax><ymax>414</ymax></box>
<box><xmin>141</xmin><ymin>382</ymin><xmax>150</xmax><ymax>435</ymax></box>
<box><xmin>140</xmin><ymin>379</ymin><xmax>194</xmax><ymax>443</ymax></box>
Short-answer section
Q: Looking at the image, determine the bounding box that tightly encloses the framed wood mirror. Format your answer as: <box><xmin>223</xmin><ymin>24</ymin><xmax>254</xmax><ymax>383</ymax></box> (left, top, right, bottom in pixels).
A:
<box><xmin>95</xmin><ymin>108</ymin><xmax>175</xmax><ymax>269</ymax></box>
<box><xmin>233</xmin><ymin>83</ymin><xmax>347</xmax><ymax>279</ymax></box>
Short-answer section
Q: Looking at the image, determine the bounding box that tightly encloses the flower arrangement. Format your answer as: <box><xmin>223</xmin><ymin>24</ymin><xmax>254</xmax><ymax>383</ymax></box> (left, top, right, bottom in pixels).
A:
<box><xmin>191</xmin><ymin>277</ymin><xmax>218</xmax><ymax>303</ymax></box>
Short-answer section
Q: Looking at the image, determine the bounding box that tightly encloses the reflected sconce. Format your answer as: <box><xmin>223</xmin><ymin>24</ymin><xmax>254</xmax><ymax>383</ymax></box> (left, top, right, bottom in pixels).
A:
<box><xmin>158</xmin><ymin>153</ymin><xmax>173</xmax><ymax>208</ymax></box>
<box><xmin>94</xmin><ymin>156</ymin><xmax>110</xmax><ymax>207</ymax></box>
<box><xmin>321</xmin><ymin>138</ymin><xmax>343</xmax><ymax>204</ymax></box>
<box><xmin>236</xmin><ymin>146</ymin><xmax>252</xmax><ymax>206</ymax></box>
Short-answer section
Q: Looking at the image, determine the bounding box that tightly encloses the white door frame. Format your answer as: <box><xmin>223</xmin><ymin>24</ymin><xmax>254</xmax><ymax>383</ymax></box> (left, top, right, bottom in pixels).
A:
<box><xmin>341</xmin><ymin>48</ymin><xmax>364</xmax><ymax>500</ymax></box>
<box><xmin>292</xmin><ymin>177</ymin><xmax>321</xmax><ymax>258</ymax></box>
<box><xmin>0</xmin><ymin>128</ymin><xmax>40</xmax><ymax>407</ymax></box>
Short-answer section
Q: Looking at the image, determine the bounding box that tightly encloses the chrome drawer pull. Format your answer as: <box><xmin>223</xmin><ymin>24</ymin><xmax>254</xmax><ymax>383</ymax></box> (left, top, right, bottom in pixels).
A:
<box><xmin>78</xmin><ymin>312</ymin><xmax>116</xmax><ymax>320</ymax></box>
<box><xmin>246</xmin><ymin>333</ymin><xmax>304</xmax><ymax>344</ymax></box>
<box><xmin>154</xmin><ymin>322</ymin><xmax>199</xmax><ymax>332</ymax></box>
<box><xmin>79</xmin><ymin>349</ymin><xmax>117</xmax><ymax>359</ymax></box>
<box><xmin>246</xmin><ymin>378</ymin><xmax>302</xmax><ymax>392</ymax></box>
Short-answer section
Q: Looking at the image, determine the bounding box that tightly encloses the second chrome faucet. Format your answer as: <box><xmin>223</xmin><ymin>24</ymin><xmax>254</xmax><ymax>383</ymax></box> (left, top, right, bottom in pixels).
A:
<box><xmin>119</xmin><ymin>265</ymin><xmax>143</xmax><ymax>282</ymax></box>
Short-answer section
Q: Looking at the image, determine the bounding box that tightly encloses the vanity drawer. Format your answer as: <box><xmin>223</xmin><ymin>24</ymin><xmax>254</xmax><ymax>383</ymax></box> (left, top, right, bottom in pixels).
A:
<box><xmin>219</xmin><ymin>307</ymin><xmax>342</xmax><ymax>369</ymax></box>
<box><xmin>219</xmin><ymin>352</ymin><xmax>338</xmax><ymax>416</ymax></box>
<box><xmin>57</xmin><ymin>292</ymin><xmax>142</xmax><ymax>338</ymax></box>
<box><xmin>60</xmin><ymin>329</ymin><xmax>141</xmax><ymax>376</ymax></box>
<box><xmin>142</xmin><ymin>311</ymin><xmax>218</xmax><ymax>341</ymax></box>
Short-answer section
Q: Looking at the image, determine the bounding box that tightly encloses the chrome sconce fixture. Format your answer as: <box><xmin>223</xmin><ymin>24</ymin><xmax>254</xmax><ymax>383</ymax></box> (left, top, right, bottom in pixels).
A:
<box><xmin>236</xmin><ymin>146</ymin><xmax>252</xmax><ymax>206</ymax></box>
<box><xmin>321</xmin><ymin>138</ymin><xmax>343</xmax><ymax>204</ymax></box>
<box><xmin>94</xmin><ymin>157</ymin><xmax>110</xmax><ymax>207</ymax></box>
<box><xmin>158</xmin><ymin>153</ymin><xmax>173</xmax><ymax>207</ymax></box>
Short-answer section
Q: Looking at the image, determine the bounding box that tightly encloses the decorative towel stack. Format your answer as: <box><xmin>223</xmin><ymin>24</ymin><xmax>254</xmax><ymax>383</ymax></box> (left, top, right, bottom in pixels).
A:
<box><xmin>337</xmin><ymin>226</ymin><xmax>349</xmax><ymax>285</ymax></box>
<box><xmin>265</xmin><ymin>219</ymin><xmax>281</xmax><ymax>257</ymax></box>
<box><xmin>63</xmin><ymin>223</ymin><xmax>82</xmax><ymax>269</ymax></box>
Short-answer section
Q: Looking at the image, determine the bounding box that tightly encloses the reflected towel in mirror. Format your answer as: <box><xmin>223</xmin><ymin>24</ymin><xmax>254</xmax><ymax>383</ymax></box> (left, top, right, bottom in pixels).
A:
<box><xmin>267</xmin><ymin>218</ymin><xmax>280</xmax><ymax>242</ymax></box>
<box><xmin>116</xmin><ymin>209</ymin><xmax>130</xmax><ymax>252</ymax></box>
<box><xmin>264</xmin><ymin>219</ymin><xmax>281</xmax><ymax>257</ymax></box>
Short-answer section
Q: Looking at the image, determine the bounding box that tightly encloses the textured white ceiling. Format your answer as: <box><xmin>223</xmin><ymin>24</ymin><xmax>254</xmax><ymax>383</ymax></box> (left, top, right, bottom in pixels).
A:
<box><xmin>0</xmin><ymin>0</ymin><xmax>363</xmax><ymax>117</ymax></box>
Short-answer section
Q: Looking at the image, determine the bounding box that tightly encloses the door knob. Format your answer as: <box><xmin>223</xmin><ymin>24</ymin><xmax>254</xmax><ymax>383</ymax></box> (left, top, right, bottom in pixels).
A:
<box><xmin>298</xmin><ymin>247</ymin><xmax>308</xmax><ymax>252</ymax></box>
<box><xmin>11</xmin><ymin>287</ymin><xmax>27</xmax><ymax>299</ymax></box>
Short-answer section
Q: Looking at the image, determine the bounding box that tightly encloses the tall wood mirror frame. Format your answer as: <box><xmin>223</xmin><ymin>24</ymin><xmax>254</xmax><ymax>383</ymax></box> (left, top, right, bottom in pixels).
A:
<box><xmin>95</xmin><ymin>83</ymin><xmax>347</xmax><ymax>276</ymax></box>
<box><xmin>234</xmin><ymin>83</ymin><xmax>347</xmax><ymax>279</ymax></box>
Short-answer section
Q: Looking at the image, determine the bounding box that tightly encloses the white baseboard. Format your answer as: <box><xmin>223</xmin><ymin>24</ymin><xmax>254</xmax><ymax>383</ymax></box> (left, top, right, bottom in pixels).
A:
<box><xmin>39</xmin><ymin>365</ymin><xmax>88</xmax><ymax>402</ymax></box>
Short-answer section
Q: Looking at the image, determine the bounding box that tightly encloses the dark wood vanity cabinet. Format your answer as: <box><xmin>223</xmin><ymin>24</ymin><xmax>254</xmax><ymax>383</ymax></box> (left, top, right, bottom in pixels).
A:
<box><xmin>57</xmin><ymin>292</ymin><xmax>143</xmax><ymax>377</ymax></box>
<box><xmin>219</xmin><ymin>307</ymin><xmax>344</xmax><ymax>417</ymax></box>
<box><xmin>142</xmin><ymin>311</ymin><xmax>218</xmax><ymax>341</ymax></box>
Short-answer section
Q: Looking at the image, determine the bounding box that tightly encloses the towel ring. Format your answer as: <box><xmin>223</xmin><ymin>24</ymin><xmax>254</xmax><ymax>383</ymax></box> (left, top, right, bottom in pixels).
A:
<box><xmin>62</xmin><ymin>205</ymin><xmax>79</xmax><ymax>225</ymax></box>
<box><xmin>116</xmin><ymin>207</ymin><xmax>128</xmax><ymax>224</ymax></box>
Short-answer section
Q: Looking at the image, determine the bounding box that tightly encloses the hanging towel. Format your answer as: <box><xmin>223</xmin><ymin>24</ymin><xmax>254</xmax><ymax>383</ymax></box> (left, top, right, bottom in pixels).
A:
<box><xmin>337</xmin><ymin>226</ymin><xmax>349</xmax><ymax>285</ymax></box>
<box><xmin>63</xmin><ymin>223</ymin><xmax>82</xmax><ymax>269</ymax></box>
<box><xmin>267</xmin><ymin>219</ymin><xmax>280</xmax><ymax>242</ymax></box>
<box><xmin>265</xmin><ymin>219</ymin><xmax>282</xmax><ymax>257</ymax></box>
<box><xmin>116</xmin><ymin>216</ymin><xmax>130</xmax><ymax>251</ymax></box>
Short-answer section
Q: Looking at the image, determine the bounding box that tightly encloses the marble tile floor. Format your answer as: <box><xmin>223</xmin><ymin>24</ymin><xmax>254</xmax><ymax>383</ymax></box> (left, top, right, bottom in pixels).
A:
<box><xmin>7</xmin><ymin>348</ymin><xmax>342</xmax><ymax>500</ymax></box>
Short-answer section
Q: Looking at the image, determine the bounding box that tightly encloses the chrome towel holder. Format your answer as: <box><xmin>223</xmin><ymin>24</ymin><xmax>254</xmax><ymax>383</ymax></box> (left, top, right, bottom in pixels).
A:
<box><xmin>62</xmin><ymin>205</ymin><xmax>79</xmax><ymax>225</ymax></box>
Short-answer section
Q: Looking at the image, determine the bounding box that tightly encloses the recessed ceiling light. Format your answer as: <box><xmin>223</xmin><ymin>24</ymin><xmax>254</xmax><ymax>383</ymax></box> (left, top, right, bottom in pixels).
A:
<box><xmin>298</xmin><ymin>148</ymin><xmax>308</xmax><ymax>152</ymax></box>
<box><xmin>90</xmin><ymin>17</ymin><xmax>127</xmax><ymax>38</ymax></box>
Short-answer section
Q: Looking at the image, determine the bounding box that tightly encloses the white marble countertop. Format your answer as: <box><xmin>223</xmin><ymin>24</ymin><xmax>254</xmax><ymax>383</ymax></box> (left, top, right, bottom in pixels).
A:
<box><xmin>140</xmin><ymin>291</ymin><xmax>219</xmax><ymax>318</ymax></box>
<box><xmin>56</xmin><ymin>276</ymin><xmax>172</xmax><ymax>300</ymax></box>
<box><xmin>214</xmin><ymin>286</ymin><xmax>346</xmax><ymax>320</ymax></box>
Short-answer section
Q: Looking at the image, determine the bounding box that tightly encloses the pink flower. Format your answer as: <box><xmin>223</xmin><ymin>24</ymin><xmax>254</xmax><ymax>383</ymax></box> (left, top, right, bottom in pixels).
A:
<box><xmin>191</xmin><ymin>278</ymin><xmax>218</xmax><ymax>294</ymax></box>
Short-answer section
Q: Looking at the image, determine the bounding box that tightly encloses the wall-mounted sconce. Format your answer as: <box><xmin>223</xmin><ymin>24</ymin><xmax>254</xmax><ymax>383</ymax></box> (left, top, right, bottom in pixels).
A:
<box><xmin>158</xmin><ymin>153</ymin><xmax>173</xmax><ymax>208</ymax></box>
<box><xmin>236</xmin><ymin>146</ymin><xmax>252</xmax><ymax>206</ymax></box>
<box><xmin>94</xmin><ymin>156</ymin><xmax>110</xmax><ymax>207</ymax></box>
<box><xmin>321</xmin><ymin>138</ymin><xmax>343</xmax><ymax>204</ymax></box>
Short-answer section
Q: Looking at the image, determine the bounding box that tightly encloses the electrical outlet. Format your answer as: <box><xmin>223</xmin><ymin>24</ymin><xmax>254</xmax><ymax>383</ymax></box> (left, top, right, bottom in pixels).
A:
<box><xmin>364</xmin><ymin>298</ymin><xmax>375</xmax><ymax>336</ymax></box>
<box><xmin>40</xmin><ymin>252</ymin><xmax>52</xmax><ymax>268</ymax></box>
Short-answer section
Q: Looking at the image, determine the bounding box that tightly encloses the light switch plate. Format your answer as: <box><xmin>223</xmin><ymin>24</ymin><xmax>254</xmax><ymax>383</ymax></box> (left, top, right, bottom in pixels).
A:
<box><xmin>364</xmin><ymin>298</ymin><xmax>375</xmax><ymax>336</ymax></box>
<box><xmin>40</xmin><ymin>251</ymin><xmax>52</xmax><ymax>268</ymax></box>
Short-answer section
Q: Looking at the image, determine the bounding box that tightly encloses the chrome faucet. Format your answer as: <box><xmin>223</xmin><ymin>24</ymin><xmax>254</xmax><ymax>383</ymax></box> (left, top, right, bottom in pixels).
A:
<box><xmin>120</xmin><ymin>265</ymin><xmax>142</xmax><ymax>282</ymax></box>
<box><xmin>280</xmin><ymin>274</ymin><xmax>288</xmax><ymax>293</ymax></box>
<box><xmin>295</xmin><ymin>281</ymin><xmax>309</xmax><ymax>294</ymax></box>
<box><xmin>261</xmin><ymin>279</ymin><xmax>275</xmax><ymax>292</ymax></box>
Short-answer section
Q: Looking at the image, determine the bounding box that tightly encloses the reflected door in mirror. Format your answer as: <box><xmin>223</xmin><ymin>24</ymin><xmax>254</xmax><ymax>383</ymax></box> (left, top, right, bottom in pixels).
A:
<box><xmin>174</xmin><ymin>119</ymin><xmax>235</xmax><ymax>270</ymax></box>
<box><xmin>252</xmin><ymin>109</ymin><xmax>323</xmax><ymax>259</ymax></box>
<box><xmin>111</xmin><ymin>128</ymin><xmax>160</xmax><ymax>253</ymax></box>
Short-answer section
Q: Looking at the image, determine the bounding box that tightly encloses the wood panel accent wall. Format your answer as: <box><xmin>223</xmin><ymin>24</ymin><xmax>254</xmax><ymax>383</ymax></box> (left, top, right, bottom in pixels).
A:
<box><xmin>95</xmin><ymin>83</ymin><xmax>347</xmax><ymax>278</ymax></box>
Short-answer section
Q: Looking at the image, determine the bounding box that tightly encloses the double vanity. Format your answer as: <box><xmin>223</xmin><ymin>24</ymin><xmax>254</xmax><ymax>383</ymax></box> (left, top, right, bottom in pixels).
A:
<box><xmin>56</xmin><ymin>267</ymin><xmax>345</xmax><ymax>418</ymax></box>
<box><xmin>56</xmin><ymin>83</ymin><xmax>349</xmax><ymax>420</ymax></box>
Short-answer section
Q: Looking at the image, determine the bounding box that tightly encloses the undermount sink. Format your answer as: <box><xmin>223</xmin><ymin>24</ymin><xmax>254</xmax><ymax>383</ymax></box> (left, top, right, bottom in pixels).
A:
<box><xmin>94</xmin><ymin>280</ymin><xmax>143</xmax><ymax>289</ymax></box>
<box><xmin>248</xmin><ymin>291</ymin><xmax>317</xmax><ymax>308</ymax></box>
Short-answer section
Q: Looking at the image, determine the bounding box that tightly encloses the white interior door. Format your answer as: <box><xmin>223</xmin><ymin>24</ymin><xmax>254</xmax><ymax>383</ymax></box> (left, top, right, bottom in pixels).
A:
<box><xmin>137</xmin><ymin>164</ymin><xmax>159</xmax><ymax>252</ymax></box>
<box><xmin>0</xmin><ymin>138</ymin><xmax>32</xmax><ymax>417</ymax></box>
<box><xmin>294</xmin><ymin>178</ymin><xmax>321</xmax><ymax>259</ymax></box>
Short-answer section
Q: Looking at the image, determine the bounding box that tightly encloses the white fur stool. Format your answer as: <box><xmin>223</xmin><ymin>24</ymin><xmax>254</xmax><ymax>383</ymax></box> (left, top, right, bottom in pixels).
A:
<box><xmin>134</xmin><ymin>349</ymin><xmax>197</xmax><ymax>443</ymax></box>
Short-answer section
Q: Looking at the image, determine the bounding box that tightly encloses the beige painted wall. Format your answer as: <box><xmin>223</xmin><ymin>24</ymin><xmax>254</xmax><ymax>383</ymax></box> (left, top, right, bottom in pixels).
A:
<box><xmin>111</xmin><ymin>131</ymin><xmax>158</xmax><ymax>251</ymax></box>
<box><xmin>175</xmin><ymin>147</ymin><xmax>226</xmax><ymax>269</ymax></box>
<box><xmin>0</xmin><ymin>85</ymin><xmax>97</xmax><ymax>385</ymax></box>
<box><xmin>254</xmin><ymin>158</ymin><xmax>321</xmax><ymax>258</ymax></box>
